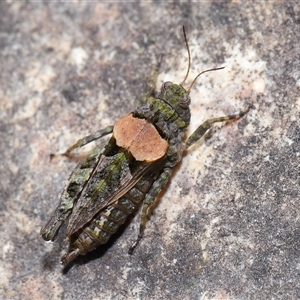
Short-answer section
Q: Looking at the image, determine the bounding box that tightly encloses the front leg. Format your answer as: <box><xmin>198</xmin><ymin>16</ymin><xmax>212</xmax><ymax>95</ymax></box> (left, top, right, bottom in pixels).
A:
<box><xmin>139</xmin><ymin>55</ymin><xmax>162</xmax><ymax>104</ymax></box>
<box><xmin>128</xmin><ymin>167</ymin><xmax>172</xmax><ymax>254</ymax></box>
<box><xmin>185</xmin><ymin>105</ymin><xmax>252</xmax><ymax>149</ymax></box>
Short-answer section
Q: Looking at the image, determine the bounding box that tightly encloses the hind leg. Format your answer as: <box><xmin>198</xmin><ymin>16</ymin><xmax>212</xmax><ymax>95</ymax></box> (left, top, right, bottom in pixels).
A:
<box><xmin>128</xmin><ymin>167</ymin><xmax>172</xmax><ymax>254</ymax></box>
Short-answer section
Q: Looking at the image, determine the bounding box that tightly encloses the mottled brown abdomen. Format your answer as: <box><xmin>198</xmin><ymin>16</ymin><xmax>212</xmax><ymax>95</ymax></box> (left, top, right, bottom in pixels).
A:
<box><xmin>62</xmin><ymin>176</ymin><xmax>154</xmax><ymax>264</ymax></box>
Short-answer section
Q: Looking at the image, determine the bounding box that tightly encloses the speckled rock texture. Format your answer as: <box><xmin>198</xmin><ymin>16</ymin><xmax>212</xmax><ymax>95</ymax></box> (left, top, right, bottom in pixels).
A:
<box><xmin>0</xmin><ymin>2</ymin><xmax>299</xmax><ymax>300</ymax></box>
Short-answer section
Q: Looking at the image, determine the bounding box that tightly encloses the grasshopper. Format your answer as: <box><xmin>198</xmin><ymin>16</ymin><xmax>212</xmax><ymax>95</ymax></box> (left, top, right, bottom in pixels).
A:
<box><xmin>40</xmin><ymin>27</ymin><xmax>251</xmax><ymax>265</ymax></box>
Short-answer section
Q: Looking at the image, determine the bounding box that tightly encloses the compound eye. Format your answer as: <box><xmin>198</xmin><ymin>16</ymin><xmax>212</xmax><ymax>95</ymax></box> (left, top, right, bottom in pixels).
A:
<box><xmin>161</xmin><ymin>81</ymin><xmax>173</xmax><ymax>93</ymax></box>
<box><xmin>179</xmin><ymin>93</ymin><xmax>191</xmax><ymax>108</ymax></box>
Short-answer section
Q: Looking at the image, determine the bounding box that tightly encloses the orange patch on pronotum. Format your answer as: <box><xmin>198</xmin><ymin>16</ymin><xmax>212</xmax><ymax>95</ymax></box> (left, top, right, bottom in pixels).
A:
<box><xmin>113</xmin><ymin>114</ymin><xmax>169</xmax><ymax>162</ymax></box>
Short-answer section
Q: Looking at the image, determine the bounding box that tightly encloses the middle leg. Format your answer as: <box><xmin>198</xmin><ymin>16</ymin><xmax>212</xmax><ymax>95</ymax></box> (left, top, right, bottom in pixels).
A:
<box><xmin>185</xmin><ymin>105</ymin><xmax>252</xmax><ymax>149</ymax></box>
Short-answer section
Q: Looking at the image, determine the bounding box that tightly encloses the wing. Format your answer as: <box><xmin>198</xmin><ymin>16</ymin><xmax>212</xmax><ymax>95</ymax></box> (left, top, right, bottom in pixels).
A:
<box><xmin>40</xmin><ymin>145</ymin><xmax>105</xmax><ymax>241</ymax></box>
<box><xmin>67</xmin><ymin>148</ymin><xmax>160</xmax><ymax>236</ymax></box>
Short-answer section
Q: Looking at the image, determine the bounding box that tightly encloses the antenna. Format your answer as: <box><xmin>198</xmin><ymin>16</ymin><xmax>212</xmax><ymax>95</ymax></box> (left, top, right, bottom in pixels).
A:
<box><xmin>180</xmin><ymin>26</ymin><xmax>191</xmax><ymax>86</ymax></box>
<box><xmin>187</xmin><ymin>67</ymin><xmax>225</xmax><ymax>93</ymax></box>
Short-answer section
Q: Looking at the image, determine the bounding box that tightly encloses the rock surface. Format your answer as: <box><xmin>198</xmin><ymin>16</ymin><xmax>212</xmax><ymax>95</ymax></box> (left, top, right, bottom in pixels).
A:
<box><xmin>0</xmin><ymin>2</ymin><xmax>299</xmax><ymax>300</ymax></box>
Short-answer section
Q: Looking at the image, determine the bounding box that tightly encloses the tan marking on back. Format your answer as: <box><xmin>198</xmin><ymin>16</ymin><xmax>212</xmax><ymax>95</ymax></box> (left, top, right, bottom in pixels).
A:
<box><xmin>113</xmin><ymin>114</ymin><xmax>168</xmax><ymax>162</ymax></box>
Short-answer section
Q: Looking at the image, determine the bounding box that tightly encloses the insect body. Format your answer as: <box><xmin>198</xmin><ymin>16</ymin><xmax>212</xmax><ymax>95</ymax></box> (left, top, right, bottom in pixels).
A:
<box><xmin>40</xmin><ymin>27</ymin><xmax>251</xmax><ymax>265</ymax></box>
